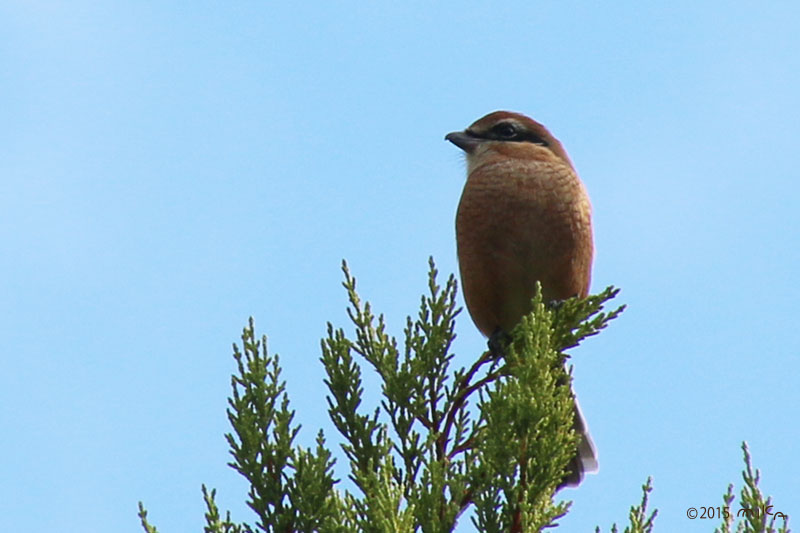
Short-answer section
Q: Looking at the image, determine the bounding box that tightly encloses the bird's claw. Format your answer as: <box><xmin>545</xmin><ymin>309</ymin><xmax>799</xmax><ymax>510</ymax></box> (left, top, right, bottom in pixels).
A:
<box><xmin>488</xmin><ymin>328</ymin><xmax>510</xmax><ymax>359</ymax></box>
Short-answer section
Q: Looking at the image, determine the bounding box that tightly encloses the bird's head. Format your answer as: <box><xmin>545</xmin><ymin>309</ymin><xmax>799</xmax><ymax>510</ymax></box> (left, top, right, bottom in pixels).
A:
<box><xmin>445</xmin><ymin>111</ymin><xmax>573</xmax><ymax>171</ymax></box>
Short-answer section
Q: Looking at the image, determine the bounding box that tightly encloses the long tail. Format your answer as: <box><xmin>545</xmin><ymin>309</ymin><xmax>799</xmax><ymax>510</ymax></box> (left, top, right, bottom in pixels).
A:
<box><xmin>560</xmin><ymin>395</ymin><xmax>598</xmax><ymax>488</ymax></box>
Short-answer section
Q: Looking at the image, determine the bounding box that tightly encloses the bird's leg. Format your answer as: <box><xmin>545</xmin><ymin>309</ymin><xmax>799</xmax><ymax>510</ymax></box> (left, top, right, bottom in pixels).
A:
<box><xmin>547</xmin><ymin>292</ymin><xmax>581</xmax><ymax>312</ymax></box>
<box><xmin>488</xmin><ymin>327</ymin><xmax>510</xmax><ymax>359</ymax></box>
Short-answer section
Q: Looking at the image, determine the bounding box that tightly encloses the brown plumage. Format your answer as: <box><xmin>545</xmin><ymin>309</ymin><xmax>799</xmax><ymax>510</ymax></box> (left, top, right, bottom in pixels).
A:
<box><xmin>446</xmin><ymin>110</ymin><xmax>596</xmax><ymax>488</ymax></box>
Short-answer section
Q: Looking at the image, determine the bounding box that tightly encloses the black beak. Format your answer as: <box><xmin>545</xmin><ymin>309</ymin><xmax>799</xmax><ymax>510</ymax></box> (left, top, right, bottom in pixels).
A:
<box><xmin>445</xmin><ymin>131</ymin><xmax>481</xmax><ymax>154</ymax></box>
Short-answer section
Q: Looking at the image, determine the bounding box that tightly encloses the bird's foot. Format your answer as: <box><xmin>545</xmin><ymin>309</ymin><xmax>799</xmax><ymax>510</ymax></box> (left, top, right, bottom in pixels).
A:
<box><xmin>488</xmin><ymin>328</ymin><xmax>510</xmax><ymax>359</ymax></box>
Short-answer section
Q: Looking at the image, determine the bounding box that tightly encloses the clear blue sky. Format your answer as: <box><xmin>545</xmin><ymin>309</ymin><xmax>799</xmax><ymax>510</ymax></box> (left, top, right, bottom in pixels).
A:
<box><xmin>2</xmin><ymin>2</ymin><xmax>797</xmax><ymax>531</ymax></box>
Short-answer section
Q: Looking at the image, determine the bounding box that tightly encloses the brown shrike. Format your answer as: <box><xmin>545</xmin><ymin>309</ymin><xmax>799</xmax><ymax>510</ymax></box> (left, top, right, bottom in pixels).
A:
<box><xmin>446</xmin><ymin>111</ymin><xmax>597</xmax><ymax>487</ymax></box>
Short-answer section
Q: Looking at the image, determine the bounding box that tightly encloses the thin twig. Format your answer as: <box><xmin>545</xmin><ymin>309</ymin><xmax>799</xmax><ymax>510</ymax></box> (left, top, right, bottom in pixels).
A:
<box><xmin>437</xmin><ymin>350</ymin><xmax>504</xmax><ymax>461</ymax></box>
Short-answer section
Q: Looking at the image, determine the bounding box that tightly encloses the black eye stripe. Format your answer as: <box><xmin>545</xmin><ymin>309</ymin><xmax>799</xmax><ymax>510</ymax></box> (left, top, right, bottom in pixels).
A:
<box><xmin>465</xmin><ymin>125</ymin><xmax>549</xmax><ymax>146</ymax></box>
<box><xmin>492</xmin><ymin>122</ymin><xmax>517</xmax><ymax>138</ymax></box>
<box><xmin>519</xmin><ymin>132</ymin><xmax>548</xmax><ymax>146</ymax></box>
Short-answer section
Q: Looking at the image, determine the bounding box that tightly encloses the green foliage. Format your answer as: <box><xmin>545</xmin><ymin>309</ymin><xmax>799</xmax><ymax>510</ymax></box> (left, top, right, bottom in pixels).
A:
<box><xmin>137</xmin><ymin>259</ymin><xmax>792</xmax><ymax>532</ymax></box>
<box><xmin>467</xmin><ymin>284</ymin><xmax>624</xmax><ymax>532</ymax></box>
<box><xmin>137</xmin><ymin>258</ymin><xmax>635</xmax><ymax>532</ymax></box>
<box><xmin>200</xmin><ymin>485</ymin><xmax>245</xmax><ymax>533</ymax></box>
<box><xmin>595</xmin><ymin>478</ymin><xmax>657</xmax><ymax>533</ymax></box>
<box><xmin>594</xmin><ymin>443</ymin><xmax>790</xmax><ymax>533</ymax></box>
<box><xmin>714</xmin><ymin>443</ymin><xmax>790</xmax><ymax>533</ymax></box>
<box><xmin>319</xmin><ymin>258</ymin><xmax>625</xmax><ymax>532</ymax></box>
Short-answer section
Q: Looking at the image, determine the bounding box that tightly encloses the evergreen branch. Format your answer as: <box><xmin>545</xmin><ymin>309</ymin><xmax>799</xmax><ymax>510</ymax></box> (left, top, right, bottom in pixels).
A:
<box><xmin>443</xmin><ymin>366</ymin><xmax>505</xmax><ymax>461</ymax></box>
<box><xmin>595</xmin><ymin>477</ymin><xmax>657</xmax><ymax>533</ymax></box>
<box><xmin>137</xmin><ymin>502</ymin><xmax>159</xmax><ymax>533</ymax></box>
<box><xmin>202</xmin><ymin>485</ymin><xmax>246</xmax><ymax>533</ymax></box>
<box><xmin>138</xmin><ymin>260</ymin><xmax>636</xmax><ymax>533</ymax></box>
<box><xmin>437</xmin><ymin>349</ymin><xmax>499</xmax><ymax>461</ymax></box>
<box><xmin>732</xmin><ymin>442</ymin><xmax>790</xmax><ymax>533</ymax></box>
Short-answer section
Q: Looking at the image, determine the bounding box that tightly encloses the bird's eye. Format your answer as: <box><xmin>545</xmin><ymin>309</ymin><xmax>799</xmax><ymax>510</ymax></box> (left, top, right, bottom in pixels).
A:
<box><xmin>492</xmin><ymin>122</ymin><xmax>518</xmax><ymax>139</ymax></box>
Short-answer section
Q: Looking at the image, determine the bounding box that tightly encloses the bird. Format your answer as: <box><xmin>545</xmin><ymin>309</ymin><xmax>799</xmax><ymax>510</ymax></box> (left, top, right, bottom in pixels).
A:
<box><xmin>445</xmin><ymin>110</ymin><xmax>597</xmax><ymax>488</ymax></box>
